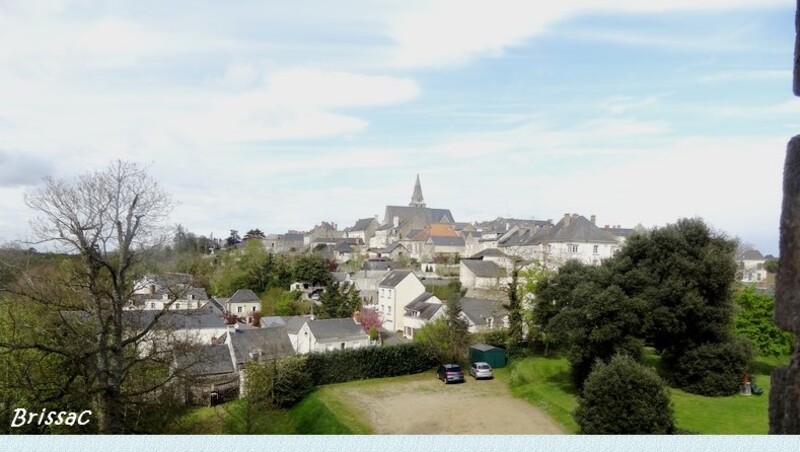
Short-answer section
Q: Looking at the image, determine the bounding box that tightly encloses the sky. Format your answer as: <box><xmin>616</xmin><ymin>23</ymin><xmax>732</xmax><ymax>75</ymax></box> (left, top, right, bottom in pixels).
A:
<box><xmin>0</xmin><ymin>0</ymin><xmax>794</xmax><ymax>255</ymax></box>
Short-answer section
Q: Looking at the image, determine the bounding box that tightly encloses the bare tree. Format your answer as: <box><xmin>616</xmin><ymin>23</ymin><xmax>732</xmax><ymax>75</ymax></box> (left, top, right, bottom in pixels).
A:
<box><xmin>0</xmin><ymin>161</ymin><xmax>201</xmax><ymax>433</ymax></box>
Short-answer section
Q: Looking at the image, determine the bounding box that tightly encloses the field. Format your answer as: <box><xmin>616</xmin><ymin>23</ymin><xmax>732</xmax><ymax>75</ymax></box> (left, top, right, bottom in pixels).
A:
<box><xmin>504</xmin><ymin>353</ymin><xmax>786</xmax><ymax>434</ymax></box>
<box><xmin>169</xmin><ymin>352</ymin><xmax>784</xmax><ymax>434</ymax></box>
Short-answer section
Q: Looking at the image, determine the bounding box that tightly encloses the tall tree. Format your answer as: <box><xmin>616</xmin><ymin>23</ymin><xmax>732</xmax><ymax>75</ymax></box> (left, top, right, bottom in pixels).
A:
<box><xmin>0</xmin><ymin>161</ymin><xmax>193</xmax><ymax>433</ymax></box>
<box><xmin>444</xmin><ymin>297</ymin><xmax>470</xmax><ymax>364</ymax></box>
<box><xmin>503</xmin><ymin>264</ymin><xmax>523</xmax><ymax>352</ymax></box>
<box><xmin>292</xmin><ymin>254</ymin><xmax>332</xmax><ymax>287</ymax></box>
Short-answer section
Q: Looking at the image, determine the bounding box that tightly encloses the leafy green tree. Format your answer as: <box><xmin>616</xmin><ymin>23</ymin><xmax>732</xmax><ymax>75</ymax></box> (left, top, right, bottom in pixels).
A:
<box><xmin>764</xmin><ymin>258</ymin><xmax>778</xmax><ymax>274</ymax></box>
<box><xmin>317</xmin><ymin>281</ymin><xmax>362</xmax><ymax>319</ymax></box>
<box><xmin>503</xmin><ymin>264</ymin><xmax>524</xmax><ymax>353</ymax></box>
<box><xmin>244</xmin><ymin>229</ymin><xmax>265</xmax><ymax>241</ymax></box>
<box><xmin>609</xmin><ymin>218</ymin><xmax>741</xmax><ymax>374</ymax></box>
<box><xmin>226</xmin><ymin>230</ymin><xmax>241</xmax><ymax>248</ymax></box>
<box><xmin>733</xmin><ymin>286</ymin><xmax>792</xmax><ymax>356</ymax></box>
<box><xmin>426</xmin><ymin>280</ymin><xmax>465</xmax><ymax>302</ymax></box>
<box><xmin>413</xmin><ymin>317</ymin><xmax>453</xmax><ymax>363</ymax></box>
<box><xmin>444</xmin><ymin>297</ymin><xmax>471</xmax><ymax>364</ymax></box>
<box><xmin>261</xmin><ymin>288</ymin><xmax>302</xmax><ymax>316</ymax></box>
<box><xmin>544</xmin><ymin>263</ymin><xmax>647</xmax><ymax>387</ymax></box>
<box><xmin>574</xmin><ymin>354</ymin><xmax>675</xmax><ymax>434</ymax></box>
<box><xmin>292</xmin><ymin>254</ymin><xmax>332</xmax><ymax>287</ymax></box>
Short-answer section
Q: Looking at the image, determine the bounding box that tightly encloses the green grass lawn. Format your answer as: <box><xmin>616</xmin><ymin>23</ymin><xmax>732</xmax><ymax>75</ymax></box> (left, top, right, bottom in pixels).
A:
<box><xmin>165</xmin><ymin>387</ymin><xmax>373</xmax><ymax>434</ymax></box>
<box><xmin>502</xmin><ymin>353</ymin><xmax>788</xmax><ymax>434</ymax></box>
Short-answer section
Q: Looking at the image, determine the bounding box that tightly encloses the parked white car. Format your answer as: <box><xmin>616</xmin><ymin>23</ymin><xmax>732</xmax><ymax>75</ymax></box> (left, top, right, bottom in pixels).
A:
<box><xmin>469</xmin><ymin>362</ymin><xmax>493</xmax><ymax>379</ymax></box>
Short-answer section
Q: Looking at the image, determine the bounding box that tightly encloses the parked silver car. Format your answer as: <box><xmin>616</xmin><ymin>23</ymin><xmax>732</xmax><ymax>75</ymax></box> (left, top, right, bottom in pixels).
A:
<box><xmin>469</xmin><ymin>362</ymin><xmax>493</xmax><ymax>379</ymax></box>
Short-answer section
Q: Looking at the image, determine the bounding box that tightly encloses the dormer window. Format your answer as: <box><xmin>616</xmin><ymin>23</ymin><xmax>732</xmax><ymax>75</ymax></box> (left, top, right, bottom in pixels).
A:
<box><xmin>162</xmin><ymin>294</ymin><xmax>169</xmax><ymax>300</ymax></box>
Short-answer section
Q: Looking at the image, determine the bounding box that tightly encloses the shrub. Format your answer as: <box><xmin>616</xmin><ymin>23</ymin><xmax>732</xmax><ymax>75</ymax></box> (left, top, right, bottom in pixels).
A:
<box><xmin>574</xmin><ymin>354</ymin><xmax>675</xmax><ymax>434</ymax></box>
<box><xmin>245</xmin><ymin>356</ymin><xmax>313</xmax><ymax>408</ymax></box>
<box><xmin>304</xmin><ymin>343</ymin><xmax>436</xmax><ymax>386</ymax></box>
<box><xmin>670</xmin><ymin>336</ymin><xmax>754</xmax><ymax>396</ymax></box>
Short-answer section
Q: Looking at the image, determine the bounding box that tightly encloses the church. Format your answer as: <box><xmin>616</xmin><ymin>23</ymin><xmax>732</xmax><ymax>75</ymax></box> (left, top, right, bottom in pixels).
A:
<box><xmin>381</xmin><ymin>174</ymin><xmax>455</xmax><ymax>239</ymax></box>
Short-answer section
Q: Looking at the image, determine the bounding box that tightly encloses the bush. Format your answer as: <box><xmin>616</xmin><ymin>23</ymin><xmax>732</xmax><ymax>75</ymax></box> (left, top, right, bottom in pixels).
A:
<box><xmin>574</xmin><ymin>354</ymin><xmax>675</xmax><ymax>434</ymax></box>
<box><xmin>245</xmin><ymin>356</ymin><xmax>313</xmax><ymax>408</ymax></box>
<box><xmin>670</xmin><ymin>336</ymin><xmax>754</xmax><ymax>396</ymax></box>
<box><xmin>304</xmin><ymin>343</ymin><xmax>437</xmax><ymax>386</ymax></box>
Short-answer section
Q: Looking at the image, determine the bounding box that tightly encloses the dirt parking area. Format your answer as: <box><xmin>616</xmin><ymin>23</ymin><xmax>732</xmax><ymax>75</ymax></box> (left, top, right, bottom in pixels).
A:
<box><xmin>332</xmin><ymin>373</ymin><xmax>564</xmax><ymax>434</ymax></box>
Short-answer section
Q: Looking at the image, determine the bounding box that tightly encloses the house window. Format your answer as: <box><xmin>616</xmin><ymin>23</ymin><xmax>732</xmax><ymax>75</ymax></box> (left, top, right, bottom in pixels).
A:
<box><xmin>757</xmin><ymin>274</ymin><xmax>762</xmax><ymax>281</ymax></box>
<box><xmin>237</xmin><ymin>306</ymin><xmax>243</xmax><ymax>314</ymax></box>
<box><xmin>387</xmin><ymin>306</ymin><xmax>391</xmax><ymax>315</ymax></box>
<box><xmin>757</xmin><ymin>263</ymin><xmax>764</xmax><ymax>270</ymax></box>
<box><xmin>150</xmin><ymin>302</ymin><xmax>156</xmax><ymax>309</ymax></box>
<box><xmin>340</xmin><ymin>342</ymin><xmax>345</xmax><ymax>350</ymax></box>
<box><xmin>593</xmin><ymin>245</ymin><xmax>599</xmax><ymax>254</ymax></box>
<box><xmin>252</xmin><ymin>306</ymin><xmax>257</xmax><ymax>312</ymax></box>
<box><xmin>568</xmin><ymin>244</ymin><xmax>579</xmax><ymax>253</ymax></box>
<box><xmin>189</xmin><ymin>294</ymin><xmax>194</xmax><ymax>300</ymax></box>
<box><xmin>175</xmin><ymin>303</ymin><xmax>180</xmax><ymax>309</ymax></box>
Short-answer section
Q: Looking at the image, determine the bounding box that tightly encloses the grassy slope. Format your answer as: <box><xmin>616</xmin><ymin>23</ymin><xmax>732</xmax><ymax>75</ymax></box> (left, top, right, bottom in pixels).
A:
<box><xmin>166</xmin><ymin>387</ymin><xmax>373</xmax><ymax>434</ymax></box>
<box><xmin>502</xmin><ymin>353</ymin><xmax>787</xmax><ymax>434</ymax></box>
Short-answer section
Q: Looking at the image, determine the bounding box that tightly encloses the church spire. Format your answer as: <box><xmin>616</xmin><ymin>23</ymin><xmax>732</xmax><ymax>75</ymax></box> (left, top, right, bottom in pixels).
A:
<box><xmin>409</xmin><ymin>173</ymin><xmax>426</xmax><ymax>207</ymax></box>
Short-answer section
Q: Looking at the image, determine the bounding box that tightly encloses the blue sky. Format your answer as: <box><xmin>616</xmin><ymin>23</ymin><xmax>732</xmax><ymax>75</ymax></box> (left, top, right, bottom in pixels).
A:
<box><xmin>0</xmin><ymin>0</ymin><xmax>793</xmax><ymax>255</ymax></box>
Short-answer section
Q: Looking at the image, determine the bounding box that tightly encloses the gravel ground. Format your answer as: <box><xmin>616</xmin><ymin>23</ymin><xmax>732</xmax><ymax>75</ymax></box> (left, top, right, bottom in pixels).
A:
<box><xmin>332</xmin><ymin>373</ymin><xmax>565</xmax><ymax>434</ymax></box>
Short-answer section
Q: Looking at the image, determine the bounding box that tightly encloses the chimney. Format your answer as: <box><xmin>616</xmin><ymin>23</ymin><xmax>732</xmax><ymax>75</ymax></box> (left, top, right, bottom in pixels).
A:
<box><xmin>590</xmin><ymin>215</ymin><xmax>596</xmax><ymax>225</ymax></box>
<box><xmin>353</xmin><ymin>310</ymin><xmax>362</xmax><ymax>324</ymax></box>
<box><xmin>564</xmin><ymin>213</ymin><xmax>571</xmax><ymax>227</ymax></box>
<box><xmin>393</xmin><ymin>216</ymin><xmax>400</xmax><ymax>227</ymax></box>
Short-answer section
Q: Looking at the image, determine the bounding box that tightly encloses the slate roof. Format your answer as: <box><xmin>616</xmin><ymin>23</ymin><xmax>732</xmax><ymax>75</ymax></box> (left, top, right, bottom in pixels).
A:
<box><xmin>350</xmin><ymin>218</ymin><xmax>377</xmax><ymax>231</ymax></box>
<box><xmin>285</xmin><ymin>316</ymin><xmax>308</xmax><ymax>335</ymax></box>
<box><xmin>229</xmin><ymin>289</ymin><xmax>260</xmax><ymax>303</ymax></box>
<box><xmin>283</xmin><ymin>233</ymin><xmax>305</xmax><ymax>242</ymax></box>
<box><xmin>259</xmin><ymin>316</ymin><xmax>287</xmax><ymax>328</ymax></box>
<box><xmin>382</xmin><ymin>242</ymin><xmax>407</xmax><ymax>253</ymax></box>
<box><xmin>475</xmin><ymin>217</ymin><xmax>553</xmax><ymax>233</ymax></box>
<box><xmin>383</xmin><ymin>206</ymin><xmax>455</xmax><ymax>228</ymax></box>
<box><xmin>429</xmin><ymin>236</ymin><xmax>465</xmax><ymax>247</ymax></box>
<box><xmin>229</xmin><ymin>326</ymin><xmax>295</xmax><ymax>365</ymax></box>
<box><xmin>307</xmin><ymin>318</ymin><xmax>367</xmax><ymax>341</ymax></box>
<box><xmin>177</xmin><ymin>344</ymin><xmax>235</xmax><ymax>377</ymax></box>
<box><xmin>209</xmin><ymin>297</ymin><xmax>226</xmax><ymax>311</ymax></box>
<box><xmin>331</xmin><ymin>272</ymin><xmax>350</xmax><ymax>283</ymax></box>
<box><xmin>540</xmin><ymin>215</ymin><xmax>619</xmax><ymax>244</ymax></box>
<box><xmin>461</xmin><ymin>260</ymin><xmax>507</xmax><ymax>278</ymax></box>
<box><xmin>460</xmin><ymin>297</ymin><xmax>508</xmax><ymax>326</ymax></box>
<box><xmin>470</xmin><ymin>248</ymin><xmax>507</xmax><ymax>258</ymax></box>
<box><xmin>334</xmin><ymin>242</ymin><xmax>355</xmax><ymax>253</ymax></box>
<box><xmin>403</xmin><ymin>293</ymin><xmax>443</xmax><ymax>320</ymax></box>
<box><xmin>604</xmin><ymin>227</ymin><xmax>636</xmax><ymax>238</ymax></box>
<box><xmin>363</xmin><ymin>259</ymin><xmax>399</xmax><ymax>271</ymax></box>
<box><xmin>121</xmin><ymin>304</ymin><xmax>227</xmax><ymax>331</ymax></box>
<box><xmin>378</xmin><ymin>270</ymin><xmax>414</xmax><ymax>287</ymax></box>
<box><xmin>741</xmin><ymin>249</ymin><xmax>765</xmax><ymax>260</ymax></box>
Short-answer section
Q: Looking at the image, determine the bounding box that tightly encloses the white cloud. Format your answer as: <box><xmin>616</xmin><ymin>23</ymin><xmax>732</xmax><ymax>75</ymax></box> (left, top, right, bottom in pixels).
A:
<box><xmin>384</xmin><ymin>0</ymin><xmax>787</xmax><ymax>68</ymax></box>
<box><xmin>173</xmin><ymin>68</ymin><xmax>420</xmax><ymax>143</ymax></box>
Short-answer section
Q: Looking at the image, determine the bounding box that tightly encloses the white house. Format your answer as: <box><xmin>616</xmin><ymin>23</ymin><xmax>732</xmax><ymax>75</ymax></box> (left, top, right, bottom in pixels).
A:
<box><xmin>377</xmin><ymin>270</ymin><xmax>426</xmax><ymax>334</ymax></box>
<box><xmin>402</xmin><ymin>292</ymin><xmax>445</xmax><ymax>339</ymax></box>
<box><xmin>460</xmin><ymin>259</ymin><xmax>509</xmax><ymax>290</ymax></box>
<box><xmin>460</xmin><ymin>297</ymin><xmax>509</xmax><ymax>333</ymax></box>
<box><xmin>499</xmin><ymin>214</ymin><xmax>622</xmax><ymax>268</ymax></box>
<box><xmin>293</xmin><ymin>317</ymin><xmax>372</xmax><ymax>354</ymax></box>
<box><xmin>738</xmin><ymin>249</ymin><xmax>768</xmax><ymax>284</ymax></box>
<box><xmin>226</xmin><ymin>289</ymin><xmax>262</xmax><ymax>317</ymax></box>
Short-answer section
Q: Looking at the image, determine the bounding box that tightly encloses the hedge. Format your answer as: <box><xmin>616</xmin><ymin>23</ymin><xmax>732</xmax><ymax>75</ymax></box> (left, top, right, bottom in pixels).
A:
<box><xmin>304</xmin><ymin>342</ymin><xmax>437</xmax><ymax>386</ymax></box>
<box><xmin>244</xmin><ymin>343</ymin><xmax>437</xmax><ymax>408</ymax></box>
